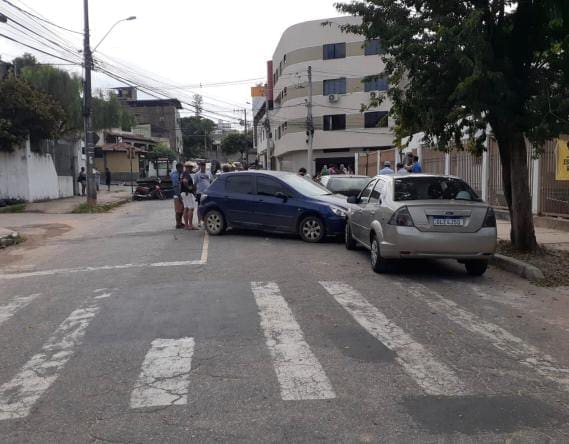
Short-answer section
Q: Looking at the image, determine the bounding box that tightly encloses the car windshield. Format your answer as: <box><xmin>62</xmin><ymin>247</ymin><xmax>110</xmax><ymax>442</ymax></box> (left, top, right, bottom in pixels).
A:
<box><xmin>280</xmin><ymin>174</ymin><xmax>333</xmax><ymax>196</ymax></box>
<box><xmin>328</xmin><ymin>177</ymin><xmax>370</xmax><ymax>193</ymax></box>
<box><xmin>394</xmin><ymin>177</ymin><xmax>482</xmax><ymax>202</ymax></box>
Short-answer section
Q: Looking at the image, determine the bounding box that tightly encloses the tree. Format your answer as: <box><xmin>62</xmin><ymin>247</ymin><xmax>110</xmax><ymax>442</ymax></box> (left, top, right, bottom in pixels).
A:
<box><xmin>335</xmin><ymin>1</ymin><xmax>569</xmax><ymax>252</ymax></box>
<box><xmin>180</xmin><ymin>116</ymin><xmax>215</xmax><ymax>159</ymax></box>
<box><xmin>92</xmin><ymin>93</ymin><xmax>135</xmax><ymax>132</ymax></box>
<box><xmin>0</xmin><ymin>76</ymin><xmax>65</xmax><ymax>151</ymax></box>
<box><xmin>221</xmin><ymin>132</ymin><xmax>252</xmax><ymax>160</ymax></box>
<box><xmin>192</xmin><ymin>94</ymin><xmax>203</xmax><ymax>118</ymax></box>
<box><xmin>147</xmin><ymin>143</ymin><xmax>177</xmax><ymax>162</ymax></box>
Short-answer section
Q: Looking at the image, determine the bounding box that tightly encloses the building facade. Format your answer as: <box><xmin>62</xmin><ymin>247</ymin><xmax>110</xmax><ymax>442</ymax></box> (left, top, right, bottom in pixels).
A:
<box><xmin>115</xmin><ymin>87</ymin><xmax>183</xmax><ymax>155</ymax></box>
<box><xmin>255</xmin><ymin>16</ymin><xmax>395</xmax><ymax>174</ymax></box>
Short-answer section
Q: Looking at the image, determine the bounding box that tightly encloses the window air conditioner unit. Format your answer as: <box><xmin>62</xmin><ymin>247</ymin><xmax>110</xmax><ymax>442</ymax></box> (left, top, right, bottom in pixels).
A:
<box><xmin>328</xmin><ymin>94</ymin><xmax>339</xmax><ymax>103</ymax></box>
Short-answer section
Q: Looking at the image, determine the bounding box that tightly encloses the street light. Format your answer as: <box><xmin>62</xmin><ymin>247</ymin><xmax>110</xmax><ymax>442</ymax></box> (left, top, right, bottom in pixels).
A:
<box><xmin>92</xmin><ymin>16</ymin><xmax>136</xmax><ymax>53</ymax></box>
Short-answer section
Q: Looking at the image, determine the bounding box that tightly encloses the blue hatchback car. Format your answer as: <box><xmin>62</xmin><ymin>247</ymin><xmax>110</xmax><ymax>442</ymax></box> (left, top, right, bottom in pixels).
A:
<box><xmin>198</xmin><ymin>171</ymin><xmax>350</xmax><ymax>242</ymax></box>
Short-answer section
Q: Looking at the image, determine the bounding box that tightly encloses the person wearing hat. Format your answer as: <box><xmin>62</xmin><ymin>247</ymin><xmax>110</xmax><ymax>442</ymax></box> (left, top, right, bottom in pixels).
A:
<box><xmin>181</xmin><ymin>161</ymin><xmax>197</xmax><ymax>230</ymax></box>
<box><xmin>379</xmin><ymin>160</ymin><xmax>395</xmax><ymax>175</ymax></box>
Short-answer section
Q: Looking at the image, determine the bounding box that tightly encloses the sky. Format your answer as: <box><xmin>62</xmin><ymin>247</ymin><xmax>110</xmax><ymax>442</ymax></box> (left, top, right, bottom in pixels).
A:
<box><xmin>0</xmin><ymin>0</ymin><xmax>343</xmax><ymax>125</ymax></box>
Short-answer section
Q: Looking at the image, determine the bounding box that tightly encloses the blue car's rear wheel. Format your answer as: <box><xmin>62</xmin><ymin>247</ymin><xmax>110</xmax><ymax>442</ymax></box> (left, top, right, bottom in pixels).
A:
<box><xmin>299</xmin><ymin>216</ymin><xmax>325</xmax><ymax>243</ymax></box>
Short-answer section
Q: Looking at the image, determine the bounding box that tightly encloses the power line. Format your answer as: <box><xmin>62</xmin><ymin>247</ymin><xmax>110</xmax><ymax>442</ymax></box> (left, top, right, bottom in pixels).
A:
<box><xmin>0</xmin><ymin>32</ymin><xmax>81</xmax><ymax>64</ymax></box>
<box><xmin>1</xmin><ymin>0</ymin><xmax>82</xmax><ymax>34</ymax></box>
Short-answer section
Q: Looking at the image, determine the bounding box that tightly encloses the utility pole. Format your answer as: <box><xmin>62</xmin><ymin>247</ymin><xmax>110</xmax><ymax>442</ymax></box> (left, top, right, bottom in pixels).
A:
<box><xmin>244</xmin><ymin>109</ymin><xmax>249</xmax><ymax>166</ymax></box>
<box><xmin>264</xmin><ymin>108</ymin><xmax>271</xmax><ymax>170</ymax></box>
<box><xmin>83</xmin><ymin>0</ymin><xmax>96</xmax><ymax>206</ymax></box>
<box><xmin>306</xmin><ymin>65</ymin><xmax>314</xmax><ymax>176</ymax></box>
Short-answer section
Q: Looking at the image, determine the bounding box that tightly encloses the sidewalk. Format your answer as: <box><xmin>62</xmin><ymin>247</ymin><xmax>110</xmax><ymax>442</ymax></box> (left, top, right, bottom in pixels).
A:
<box><xmin>497</xmin><ymin>220</ymin><xmax>569</xmax><ymax>251</ymax></box>
<box><xmin>23</xmin><ymin>186</ymin><xmax>133</xmax><ymax>214</ymax></box>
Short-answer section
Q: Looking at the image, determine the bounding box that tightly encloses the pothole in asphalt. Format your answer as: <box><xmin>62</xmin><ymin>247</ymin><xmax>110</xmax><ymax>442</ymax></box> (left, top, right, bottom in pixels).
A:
<box><xmin>401</xmin><ymin>395</ymin><xmax>568</xmax><ymax>435</ymax></box>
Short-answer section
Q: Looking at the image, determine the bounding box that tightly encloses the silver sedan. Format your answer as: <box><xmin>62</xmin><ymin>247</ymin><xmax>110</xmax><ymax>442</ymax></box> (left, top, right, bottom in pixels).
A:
<box><xmin>345</xmin><ymin>174</ymin><xmax>497</xmax><ymax>275</ymax></box>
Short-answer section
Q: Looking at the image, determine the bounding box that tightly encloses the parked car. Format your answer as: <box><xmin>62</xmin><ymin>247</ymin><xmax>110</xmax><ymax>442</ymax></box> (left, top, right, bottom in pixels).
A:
<box><xmin>319</xmin><ymin>175</ymin><xmax>372</xmax><ymax>198</ymax></box>
<box><xmin>345</xmin><ymin>174</ymin><xmax>497</xmax><ymax>275</ymax></box>
<box><xmin>198</xmin><ymin>171</ymin><xmax>350</xmax><ymax>242</ymax></box>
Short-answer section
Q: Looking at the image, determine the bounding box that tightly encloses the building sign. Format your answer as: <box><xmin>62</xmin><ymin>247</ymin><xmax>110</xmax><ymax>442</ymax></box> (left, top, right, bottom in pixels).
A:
<box><xmin>556</xmin><ymin>137</ymin><xmax>569</xmax><ymax>181</ymax></box>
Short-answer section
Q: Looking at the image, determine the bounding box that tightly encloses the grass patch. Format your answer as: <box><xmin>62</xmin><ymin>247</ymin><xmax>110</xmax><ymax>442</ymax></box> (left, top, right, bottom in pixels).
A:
<box><xmin>72</xmin><ymin>200</ymin><xmax>128</xmax><ymax>214</ymax></box>
<box><xmin>496</xmin><ymin>240</ymin><xmax>569</xmax><ymax>287</ymax></box>
<box><xmin>0</xmin><ymin>203</ymin><xmax>26</xmax><ymax>213</ymax></box>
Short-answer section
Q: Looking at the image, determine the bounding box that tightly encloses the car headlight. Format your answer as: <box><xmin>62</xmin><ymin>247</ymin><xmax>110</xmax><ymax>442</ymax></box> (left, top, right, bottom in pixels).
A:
<box><xmin>329</xmin><ymin>206</ymin><xmax>347</xmax><ymax>217</ymax></box>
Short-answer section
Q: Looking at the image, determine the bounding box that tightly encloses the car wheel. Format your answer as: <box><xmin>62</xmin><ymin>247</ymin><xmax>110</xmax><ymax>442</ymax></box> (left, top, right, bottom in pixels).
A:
<box><xmin>370</xmin><ymin>235</ymin><xmax>389</xmax><ymax>273</ymax></box>
<box><xmin>299</xmin><ymin>216</ymin><xmax>325</xmax><ymax>243</ymax></box>
<box><xmin>204</xmin><ymin>210</ymin><xmax>225</xmax><ymax>235</ymax></box>
<box><xmin>345</xmin><ymin>222</ymin><xmax>357</xmax><ymax>250</ymax></box>
<box><xmin>464</xmin><ymin>260</ymin><xmax>488</xmax><ymax>276</ymax></box>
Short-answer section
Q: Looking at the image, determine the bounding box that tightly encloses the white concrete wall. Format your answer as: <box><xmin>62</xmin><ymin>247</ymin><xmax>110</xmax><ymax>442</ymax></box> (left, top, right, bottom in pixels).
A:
<box><xmin>0</xmin><ymin>140</ymin><xmax>63</xmax><ymax>202</ymax></box>
<box><xmin>58</xmin><ymin>176</ymin><xmax>74</xmax><ymax>198</ymax></box>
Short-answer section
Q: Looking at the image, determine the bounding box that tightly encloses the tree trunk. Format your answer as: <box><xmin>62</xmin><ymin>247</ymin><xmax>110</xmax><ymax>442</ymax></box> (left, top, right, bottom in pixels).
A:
<box><xmin>493</xmin><ymin>126</ymin><xmax>538</xmax><ymax>252</ymax></box>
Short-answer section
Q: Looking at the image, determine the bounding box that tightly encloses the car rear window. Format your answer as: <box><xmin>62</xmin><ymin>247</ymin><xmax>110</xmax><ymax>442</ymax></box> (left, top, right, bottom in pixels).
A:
<box><xmin>328</xmin><ymin>177</ymin><xmax>370</xmax><ymax>193</ymax></box>
<box><xmin>394</xmin><ymin>177</ymin><xmax>481</xmax><ymax>202</ymax></box>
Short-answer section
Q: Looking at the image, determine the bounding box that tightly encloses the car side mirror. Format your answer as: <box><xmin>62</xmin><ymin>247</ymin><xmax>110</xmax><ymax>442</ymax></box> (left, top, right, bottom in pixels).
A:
<box><xmin>347</xmin><ymin>196</ymin><xmax>358</xmax><ymax>204</ymax></box>
<box><xmin>275</xmin><ymin>191</ymin><xmax>288</xmax><ymax>202</ymax></box>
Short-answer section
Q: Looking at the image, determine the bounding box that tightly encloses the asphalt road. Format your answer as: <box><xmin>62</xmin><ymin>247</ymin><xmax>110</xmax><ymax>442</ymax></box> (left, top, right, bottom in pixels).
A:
<box><xmin>1</xmin><ymin>200</ymin><xmax>569</xmax><ymax>443</ymax></box>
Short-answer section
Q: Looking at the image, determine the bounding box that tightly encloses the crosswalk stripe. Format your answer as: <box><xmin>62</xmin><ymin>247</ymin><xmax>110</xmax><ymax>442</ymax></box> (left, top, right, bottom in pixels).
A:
<box><xmin>0</xmin><ymin>292</ymin><xmax>111</xmax><ymax>420</ymax></box>
<box><xmin>397</xmin><ymin>282</ymin><xmax>569</xmax><ymax>390</ymax></box>
<box><xmin>0</xmin><ymin>294</ymin><xmax>41</xmax><ymax>327</ymax></box>
<box><xmin>130</xmin><ymin>338</ymin><xmax>195</xmax><ymax>409</ymax></box>
<box><xmin>251</xmin><ymin>282</ymin><xmax>336</xmax><ymax>401</ymax></box>
<box><xmin>320</xmin><ymin>281</ymin><xmax>465</xmax><ymax>396</ymax></box>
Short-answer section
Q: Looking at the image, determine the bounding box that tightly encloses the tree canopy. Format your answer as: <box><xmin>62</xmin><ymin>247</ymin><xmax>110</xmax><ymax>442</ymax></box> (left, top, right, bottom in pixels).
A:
<box><xmin>335</xmin><ymin>1</ymin><xmax>569</xmax><ymax>251</ymax></box>
<box><xmin>221</xmin><ymin>132</ymin><xmax>252</xmax><ymax>159</ymax></box>
<box><xmin>180</xmin><ymin>116</ymin><xmax>215</xmax><ymax>159</ymax></box>
<box><xmin>0</xmin><ymin>76</ymin><xmax>65</xmax><ymax>151</ymax></box>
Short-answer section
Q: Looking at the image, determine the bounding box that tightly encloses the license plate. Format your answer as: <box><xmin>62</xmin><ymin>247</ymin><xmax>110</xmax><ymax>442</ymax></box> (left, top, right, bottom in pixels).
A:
<box><xmin>433</xmin><ymin>217</ymin><xmax>464</xmax><ymax>226</ymax></box>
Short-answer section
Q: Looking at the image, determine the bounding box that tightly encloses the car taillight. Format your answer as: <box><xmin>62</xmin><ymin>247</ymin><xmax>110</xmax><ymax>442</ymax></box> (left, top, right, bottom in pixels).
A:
<box><xmin>483</xmin><ymin>207</ymin><xmax>496</xmax><ymax>228</ymax></box>
<box><xmin>388</xmin><ymin>206</ymin><xmax>415</xmax><ymax>227</ymax></box>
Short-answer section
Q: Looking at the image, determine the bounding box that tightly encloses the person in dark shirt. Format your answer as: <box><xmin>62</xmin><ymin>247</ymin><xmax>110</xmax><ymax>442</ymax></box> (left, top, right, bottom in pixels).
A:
<box><xmin>105</xmin><ymin>167</ymin><xmax>112</xmax><ymax>191</ymax></box>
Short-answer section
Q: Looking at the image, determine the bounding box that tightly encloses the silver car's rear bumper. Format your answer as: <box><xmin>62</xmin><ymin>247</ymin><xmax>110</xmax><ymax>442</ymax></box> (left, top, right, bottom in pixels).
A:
<box><xmin>381</xmin><ymin>226</ymin><xmax>497</xmax><ymax>259</ymax></box>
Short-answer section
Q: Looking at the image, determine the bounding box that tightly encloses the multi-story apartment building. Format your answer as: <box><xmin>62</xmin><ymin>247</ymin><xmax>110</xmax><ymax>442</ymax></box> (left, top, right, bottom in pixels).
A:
<box><xmin>255</xmin><ymin>16</ymin><xmax>395</xmax><ymax>174</ymax></box>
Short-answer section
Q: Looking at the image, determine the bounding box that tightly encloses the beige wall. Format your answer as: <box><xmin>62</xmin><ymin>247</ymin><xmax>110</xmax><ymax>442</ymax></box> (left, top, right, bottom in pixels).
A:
<box><xmin>95</xmin><ymin>152</ymin><xmax>140</xmax><ymax>174</ymax></box>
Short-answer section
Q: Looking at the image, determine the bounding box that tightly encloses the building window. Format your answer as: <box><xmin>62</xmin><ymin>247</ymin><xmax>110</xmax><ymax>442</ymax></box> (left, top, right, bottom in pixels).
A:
<box><xmin>323</xmin><ymin>78</ymin><xmax>347</xmax><ymax>95</ymax></box>
<box><xmin>323</xmin><ymin>114</ymin><xmax>346</xmax><ymax>131</ymax></box>
<box><xmin>364</xmin><ymin>39</ymin><xmax>381</xmax><ymax>56</ymax></box>
<box><xmin>364</xmin><ymin>111</ymin><xmax>389</xmax><ymax>128</ymax></box>
<box><xmin>364</xmin><ymin>76</ymin><xmax>389</xmax><ymax>92</ymax></box>
<box><xmin>323</xmin><ymin>43</ymin><xmax>346</xmax><ymax>60</ymax></box>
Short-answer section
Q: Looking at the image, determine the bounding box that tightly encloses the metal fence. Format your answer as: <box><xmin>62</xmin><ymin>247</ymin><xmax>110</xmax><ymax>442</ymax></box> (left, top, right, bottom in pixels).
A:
<box><xmin>355</xmin><ymin>136</ymin><xmax>569</xmax><ymax>218</ymax></box>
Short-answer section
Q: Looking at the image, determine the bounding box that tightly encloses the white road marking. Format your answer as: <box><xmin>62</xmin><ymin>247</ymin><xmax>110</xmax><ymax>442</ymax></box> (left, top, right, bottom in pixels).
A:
<box><xmin>397</xmin><ymin>282</ymin><xmax>569</xmax><ymax>390</ymax></box>
<box><xmin>320</xmin><ymin>281</ymin><xmax>464</xmax><ymax>396</ymax></box>
<box><xmin>0</xmin><ymin>293</ymin><xmax>111</xmax><ymax>420</ymax></box>
<box><xmin>130</xmin><ymin>338</ymin><xmax>195</xmax><ymax>409</ymax></box>
<box><xmin>251</xmin><ymin>282</ymin><xmax>336</xmax><ymax>401</ymax></box>
<box><xmin>0</xmin><ymin>232</ymin><xmax>210</xmax><ymax>281</ymax></box>
<box><xmin>0</xmin><ymin>294</ymin><xmax>40</xmax><ymax>327</ymax></box>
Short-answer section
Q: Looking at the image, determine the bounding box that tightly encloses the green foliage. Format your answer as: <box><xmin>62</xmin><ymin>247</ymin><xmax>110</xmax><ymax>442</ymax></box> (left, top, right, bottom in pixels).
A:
<box><xmin>92</xmin><ymin>93</ymin><xmax>135</xmax><ymax>132</ymax></box>
<box><xmin>180</xmin><ymin>116</ymin><xmax>215</xmax><ymax>159</ymax></box>
<box><xmin>192</xmin><ymin>94</ymin><xmax>203</xmax><ymax>117</ymax></box>
<box><xmin>0</xmin><ymin>203</ymin><xmax>26</xmax><ymax>213</ymax></box>
<box><xmin>19</xmin><ymin>56</ymin><xmax>83</xmax><ymax>134</ymax></box>
<box><xmin>221</xmin><ymin>132</ymin><xmax>252</xmax><ymax>157</ymax></box>
<box><xmin>334</xmin><ymin>1</ymin><xmax>569</xmax><ymax>151</ymax></box>
<box><xmin>0</xmin><ymin>76</ymin><xmax>65</xmax><ymax>151</ymax></box>
<box><xmin>148</xmin><ymin>143</ymin><xmax>177</xmax><ymax>162</ymax></box>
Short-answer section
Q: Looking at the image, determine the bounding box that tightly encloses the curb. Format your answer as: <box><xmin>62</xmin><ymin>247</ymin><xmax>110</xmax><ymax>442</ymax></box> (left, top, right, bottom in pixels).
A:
<box><xmin>0</xmin><ymin>230</ymin><xmax>21</xmax><ymax>249</ymax></box>
<box><xmin>490</xmin><ymin>254</ymin><xmax>545</xmax><ymax>281</ymax></box>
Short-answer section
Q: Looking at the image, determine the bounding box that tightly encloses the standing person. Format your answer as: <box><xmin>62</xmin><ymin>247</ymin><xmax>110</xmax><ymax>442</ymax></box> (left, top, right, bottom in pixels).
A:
<box><xmin>321</xmin><ymin>165</ymin><xmax>329</xmax><ymax>176</ymax></box>
<box><xmin>298</xmin><ymin>167</ymin><xmax>307</xmax><ymax>177</ymax></box>
<box><xmin>193</xmin><ymin>161</ymin><xmax>212</xmax><ymax>206</ymax></box>
<box><xmin>170</xmin><ymin>163</ymin><xmax>184</xmax><ymax>229</ymax></box>
<box><xmin>397</xmin><ymin>163</ymin><xmax>409</xmax><ymax>175</ymax></box>
<box><xmin>406</xmin><ymin>155</ymin><xmax>423</xmax><ymax>173</ymax></box>
<box><xmin>379</xmin><ymin>161</ymin><xmax>395</xmax><ymax>175</ymax></box>
<box><xmin>340</xmin><ymin>163</ymin><xmax>348</xmax><ymax>174</ymax></box>
<box><xmin>105</xmin><ymin>167</ymin><xmax>112</xmax><ymax>191</ymax></box>
<box><xmin>221</xmin><ymin>164</ymin><xmax>231</xmax><ymax>173</ymax></box>
<box><xmin>181</xmin><ymin>162</ymin><xmax>197</xmax><ymax>230</ymax></box>
<box><xmin>77</xmin><ymin>167</ymin><xmax>87</xmax><ymax>196</ymax></box>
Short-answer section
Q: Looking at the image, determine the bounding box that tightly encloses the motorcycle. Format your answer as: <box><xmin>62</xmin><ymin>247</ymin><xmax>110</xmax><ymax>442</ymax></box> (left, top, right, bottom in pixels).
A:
<box><xmin>133</xmin><ymin>180</ymin><xmax>165</xmax><ymax>201</ymax></box>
